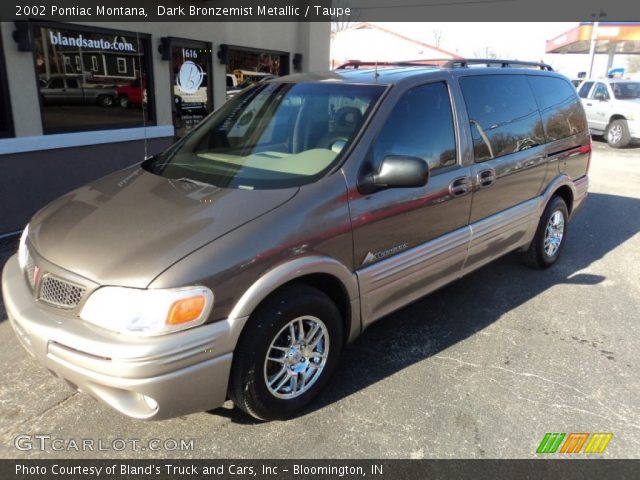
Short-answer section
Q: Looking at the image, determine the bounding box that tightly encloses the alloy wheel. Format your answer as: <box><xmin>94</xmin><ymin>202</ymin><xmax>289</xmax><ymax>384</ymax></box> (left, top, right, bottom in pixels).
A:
<box><xmin>263</xmin><ymin>315</ymin><xmax>330</xmax><ymax>399</ymax></box>
<box><xmin>544</xmin><ymin>210</ymin><xmax>565</xmax><ymax>257</ymax></box>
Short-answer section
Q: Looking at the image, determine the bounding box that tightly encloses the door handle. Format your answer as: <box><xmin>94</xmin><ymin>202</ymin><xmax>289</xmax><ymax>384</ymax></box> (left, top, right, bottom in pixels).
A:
<box><xmin>586</xmin><ymin>103</ymin><xmax>592</xmax><ymax>106</ymax></box>
<box><xmin>449</xmin><ymin>177</ymin><xmax>472</xmax><ymax>197</ymax></box>
<box><xmin>476</xmin><ymin>169</ymin><xmax>496</xmax><ymax>188</ymax></box>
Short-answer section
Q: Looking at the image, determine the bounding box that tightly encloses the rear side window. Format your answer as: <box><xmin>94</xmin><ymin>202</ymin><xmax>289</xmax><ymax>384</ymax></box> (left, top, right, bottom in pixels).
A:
<box><xmin>459</xmin><ymin>75</ymin><xmax>544</xmax><ymax>162</ymax></box>
<box><xmin>528</xmin><ymin>76</ymin><xmax>587</xmax><ymax>141</ymax></box>
<box><xmin>578</xmin><ymin>81</ymin><xmax>594</xmax><ymax>98</ymax></box>
<box><xmin>373</xmin><ymin>81</ymin><xmax>457</xmax><ymax>171</ymax></box>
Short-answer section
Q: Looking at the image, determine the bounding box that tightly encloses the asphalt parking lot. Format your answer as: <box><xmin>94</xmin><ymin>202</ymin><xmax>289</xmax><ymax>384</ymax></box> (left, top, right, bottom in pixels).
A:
<box><xmin>0</xmin><ymin>139</ymin><xmax>638</xmax><ymax>459</ymax></box>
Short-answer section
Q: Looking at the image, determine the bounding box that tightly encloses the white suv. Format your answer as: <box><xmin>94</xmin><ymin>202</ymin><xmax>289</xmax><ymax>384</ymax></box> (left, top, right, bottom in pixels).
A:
<box><xmin>577</xmin><ymin>79</ymin><xmax>640</xmax><ymax>148</ymax></box>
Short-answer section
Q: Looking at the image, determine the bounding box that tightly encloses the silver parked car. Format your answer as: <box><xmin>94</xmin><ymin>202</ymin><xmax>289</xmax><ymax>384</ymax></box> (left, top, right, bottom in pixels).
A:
<box><xmin>40</xmin><ymin>75</ymin><xmax>117</xmax><ymax>107</ymax></box>
<box><xmin>2</xmin><ymin>59</ymin><xmax>590</xmax><ymax>421</ymax></box>
<box><xmin>577</xmin><ymin>78</ymin><xmax>640</xmax><ymax>148</ymax></box>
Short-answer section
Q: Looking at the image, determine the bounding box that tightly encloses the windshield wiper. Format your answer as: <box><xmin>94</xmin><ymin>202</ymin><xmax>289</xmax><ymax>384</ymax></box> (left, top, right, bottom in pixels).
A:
<box><xmin>174</xmin><ymin>177</ymin><xmax>215</xmax><ymax>188</ymax></box>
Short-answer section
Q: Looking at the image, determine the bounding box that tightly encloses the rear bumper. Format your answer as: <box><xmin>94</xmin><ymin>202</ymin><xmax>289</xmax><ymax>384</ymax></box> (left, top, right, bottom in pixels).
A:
<box><xmin>572</xmin><ymin>175</ymin><xmax>589</xmax><ymax>218</ymax></box>
<box><xmin>2</xmin><ymin>254</ymin><xmax>248</xmax><ymax>420</ymax></box>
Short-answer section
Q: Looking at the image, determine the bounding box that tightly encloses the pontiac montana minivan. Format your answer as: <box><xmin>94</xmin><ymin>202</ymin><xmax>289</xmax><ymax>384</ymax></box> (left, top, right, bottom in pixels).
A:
<box><xmin>2</xmin><ymin>59</ymin><xmax>590</xmax><ymax>421</ymax></box>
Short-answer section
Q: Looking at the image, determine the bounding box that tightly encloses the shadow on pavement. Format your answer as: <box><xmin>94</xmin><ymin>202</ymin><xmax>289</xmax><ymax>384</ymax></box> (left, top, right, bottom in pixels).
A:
<box><xmin>213</xmin><ymin>192</ymin><xmax>640</xmax><ymax>423</ymax></box>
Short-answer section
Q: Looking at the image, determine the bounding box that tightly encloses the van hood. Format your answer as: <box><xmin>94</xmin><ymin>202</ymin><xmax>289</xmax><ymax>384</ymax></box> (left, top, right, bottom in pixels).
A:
<box><xmin>28</xmin><ymin>166</ymin><xmax>298</xmax><ymax>288</ymax></box>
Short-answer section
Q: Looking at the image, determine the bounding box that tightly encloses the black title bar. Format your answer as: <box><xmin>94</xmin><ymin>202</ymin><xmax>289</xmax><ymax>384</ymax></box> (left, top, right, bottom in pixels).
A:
<box><xmin>1</xmin><ymin>0</ymin><xmax>639</xmax><ymax>22</ymax></box>
<box><xmin>2</xmin><ymin>459</ymin><xmax>640</xmax><ymax>480</ymax></box>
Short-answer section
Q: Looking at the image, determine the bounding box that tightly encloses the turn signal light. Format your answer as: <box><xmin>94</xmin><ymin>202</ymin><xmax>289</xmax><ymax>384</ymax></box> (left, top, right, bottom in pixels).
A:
<box><xmin>167</xmin><ymin>296</ymin><xmax>206</xmax><ymax>325</ymax></box>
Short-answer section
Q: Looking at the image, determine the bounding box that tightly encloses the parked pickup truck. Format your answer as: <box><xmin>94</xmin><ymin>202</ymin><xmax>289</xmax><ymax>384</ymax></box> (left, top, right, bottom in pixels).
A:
<box><xmin>116</xmin><ymin>78</ymin><xmax>147</xmax><ymax>108</ymax></box>
<box><xmin>577</xmin><ymin>79</ymin><xmax>640</xmax><ymax>147</ymax></box>
<box><xmin>39</xmin><ymin>76</ymin><xmax>117</xmax><ymax>107</ymax></box>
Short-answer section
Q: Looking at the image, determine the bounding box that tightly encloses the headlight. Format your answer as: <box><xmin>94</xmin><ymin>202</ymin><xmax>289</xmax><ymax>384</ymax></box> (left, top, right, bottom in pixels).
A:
<box><xmin>80</xmin><ymin>286</ymin><xmax>213</xmax><ymax>336</ymax></box>
<box><xmin>17</xmin><ymin>224</ymin><xmax>29</xmax><ymax>270</ymax></box>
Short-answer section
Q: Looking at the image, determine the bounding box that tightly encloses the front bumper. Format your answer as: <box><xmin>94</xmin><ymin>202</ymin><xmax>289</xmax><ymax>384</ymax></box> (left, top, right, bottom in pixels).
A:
<box><xmin>627</xmin><ymin>119</ymin><xmax>640</xmax><ymax>140</ymax></box>
<box><xmin>2</xmin><ymin>254</ymin><xmax>248</xmax><ymax>420</ymax></box>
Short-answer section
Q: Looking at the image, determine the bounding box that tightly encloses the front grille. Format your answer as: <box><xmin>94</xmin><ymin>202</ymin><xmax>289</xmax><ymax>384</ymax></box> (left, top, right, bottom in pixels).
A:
<box><xmin>38</xmin><ymin>276</ymin><xmax>86</xmax><ymax>309</ymax></box>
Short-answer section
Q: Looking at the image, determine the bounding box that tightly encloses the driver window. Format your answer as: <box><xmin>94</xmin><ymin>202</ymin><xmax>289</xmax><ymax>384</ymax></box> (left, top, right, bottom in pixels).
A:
<box><xmin>592</xmin><ymin>83</ymin><xmax>610</xmax><ymax>100</ymax></box>
<box><xmin>372</xmin><ymin>82</ymin><xmax>457</xmax><ymax>172</ymax></box>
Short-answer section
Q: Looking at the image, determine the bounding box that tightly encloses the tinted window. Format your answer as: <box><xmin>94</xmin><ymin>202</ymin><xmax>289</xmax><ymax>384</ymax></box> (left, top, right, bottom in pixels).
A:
<box><xmin>373</xmin><ymin>82</ymin><xmax>457</xmax><ymax>171</ymax></box>
<box><xmin>33</xmin><ymin>24</ymin><xmax>154</xmax><ymax>134</ymax></box>
<box><xmin>578</xmin><ymin>81</ymin><xmax>594</xmax><ymax>98</ymax></box>
<box><xmin>48</xmin><ymin>78</ymin><xmax>65</xmax><ymax>89</ymax></box>
<box><xmin>528</xmin><ymin>76</ymin><xmax>587</xmax><ymax>141</ymax></box>
<box><xmin>460</xmin><ymin>75</ymin><xmax>544</xmax><ymax>162</ymax></box>
<box><xmin>612</xmin><ymin>82</ymin><xmax>640</xmax><ymax>99</ymax></box>
<box><xmin>592</xmin><ymin>83</ymin><xmax>610</xmax><ymax>100</ymax></box>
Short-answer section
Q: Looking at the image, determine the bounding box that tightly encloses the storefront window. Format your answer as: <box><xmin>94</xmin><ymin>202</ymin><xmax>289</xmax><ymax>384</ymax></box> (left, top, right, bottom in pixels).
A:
<box><xmin>225</xmin><ymin>46</ymin><xmax>289</xmax><ymax>99</ymax></box>
<box><xmin>32</xmin><ymin>24</ymin><xmax>154</xmax><ymax>133</ymax></box>
<box><xmin>171</xmin><ymin>42</ymin><xmax>212</xmax><ymax>138</ymax></box>
<box><xmin>0</xmin><ymin>34</ymin><xmax>13</xmax><ymax>138</ymax></box>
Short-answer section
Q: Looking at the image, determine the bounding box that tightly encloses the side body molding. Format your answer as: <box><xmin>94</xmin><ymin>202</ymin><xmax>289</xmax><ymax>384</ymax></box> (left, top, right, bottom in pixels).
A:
<box><xmin>228</xmin><ymin>255</ymin><xmax>361</xmax><ymax>342</ymax></box>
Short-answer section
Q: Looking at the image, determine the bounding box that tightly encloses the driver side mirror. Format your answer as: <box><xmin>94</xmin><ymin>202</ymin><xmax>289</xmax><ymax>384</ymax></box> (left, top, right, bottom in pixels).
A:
<box><xmin>358</xmin><ymin>155</ymin><xmax>429</xmax><ymax>194</ymax></box>
<box><xmin>594</xmin><ymin>92</ymin><xmax>608</xmax><ymax>102</ymax></box>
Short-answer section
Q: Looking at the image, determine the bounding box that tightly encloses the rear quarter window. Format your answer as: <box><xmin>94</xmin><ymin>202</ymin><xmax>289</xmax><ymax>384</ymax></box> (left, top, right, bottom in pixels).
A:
<box><xmin>527</xmin><ymin>76</ymin><xmax>587</xmax><ymax>141</ymax></box>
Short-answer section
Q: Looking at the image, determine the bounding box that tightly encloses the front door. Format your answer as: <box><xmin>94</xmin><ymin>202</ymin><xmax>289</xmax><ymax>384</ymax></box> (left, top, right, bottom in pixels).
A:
<box><xmin>589</xmin><ymin>82</ymin><xmax>612</xmax><ymax>131</ymax></box>
<box><xmin>349</xmin><ymin>80</ymin><xmax>473</xmax><ymax>325</ymax></box>
<box><xmin>169</xmin><ymin>39</ymin><xmax>213</xmax><ymax>138</ymax></box>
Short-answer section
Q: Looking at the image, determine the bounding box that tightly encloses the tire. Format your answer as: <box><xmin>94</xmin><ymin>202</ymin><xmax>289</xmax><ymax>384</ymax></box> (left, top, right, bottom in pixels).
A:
<box><xmin>606</xmin><ymin>119</ymin><xmax>631</xmax><ymax>148</ymax></box>
<box><xmin>229</xmin><ymin>284</ymin><xmax>343</xmax><ymax>421</ymax></box>
<box><xmin>97</xmin><ymin>95</ymin><xmax>114</xmax><ymax>107</ymax></box>
<box><xmin>119</xmin><ymin>96</ymin><xmax>129</xmax><ymax>108</ymax></box>
<box><xmin>522</xmin><ymin>196</ymin><xmax>569</xmax><ymax>269</ymax></box>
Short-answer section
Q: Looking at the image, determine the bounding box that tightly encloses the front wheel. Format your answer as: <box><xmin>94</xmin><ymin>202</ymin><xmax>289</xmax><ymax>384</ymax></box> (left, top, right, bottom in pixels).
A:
<box><xmin>119</xmin><ymin>96</ymin><xmax>129</xmax><ymax>108</ymax></box>
<box><xmin>229</xmin><ymin>284</ymin><xmax>343</xmax><ymax>421</ymax></box>
<box><xmin>522</xmin><ymin>196</ymin><xmax>569</xmax><ymax>269</ymax></box>
<box><xmin>606</xmin><ymin>119</ymin><xmax>631</xmax><ymax>148</ymax></box>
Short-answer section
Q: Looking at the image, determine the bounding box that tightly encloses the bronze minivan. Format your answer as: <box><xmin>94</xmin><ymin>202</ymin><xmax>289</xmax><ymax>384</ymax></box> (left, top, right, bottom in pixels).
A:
<box><xmin>2</xmin><ymin>59</ymin><xmax>590</xmax><ymax>421</ymax></box>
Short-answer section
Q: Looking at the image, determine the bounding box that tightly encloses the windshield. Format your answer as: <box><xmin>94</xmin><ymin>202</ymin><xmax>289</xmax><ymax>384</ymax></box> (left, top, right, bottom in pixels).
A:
<box><xmin>143</xmin><ymin>82</ymin><xmax>385</xmax><ymax>189</ymax></box>
<box><xmin>612</xmin><ymin>82</ymin><xmax>640</xmax><ymax>100</ymax></box>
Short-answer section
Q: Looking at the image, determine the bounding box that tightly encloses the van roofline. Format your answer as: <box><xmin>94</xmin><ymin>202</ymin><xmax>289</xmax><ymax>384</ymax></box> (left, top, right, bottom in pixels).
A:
<box><xmin>276</xmin><ymin>61</ymin><xmax>564</xmax><ymax>86</ymax></box>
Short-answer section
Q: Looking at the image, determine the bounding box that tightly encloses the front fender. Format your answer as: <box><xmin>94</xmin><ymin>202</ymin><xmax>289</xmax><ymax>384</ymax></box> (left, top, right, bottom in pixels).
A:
<box><xmin>228</xmin><ymin>255</ymin><xmax>361</xmax><ymax>343</ymax></box>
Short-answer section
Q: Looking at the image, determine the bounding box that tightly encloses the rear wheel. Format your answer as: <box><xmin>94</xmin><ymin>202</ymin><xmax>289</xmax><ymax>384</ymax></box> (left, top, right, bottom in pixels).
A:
<box><xmin>119</xmin><ymin>96</ymin><xmax>129</xmax><ymax>108</ymax></box>
<box><xmin>606</xmin><ymin>119</ymin><xmax>631</xmax><ymax>148</ymax></box>
<box><xmin>522</xmin><ymin>196</ymin><xmax>569</xmax><ymax>269</ymax></box>
<box><xmin>97</xmin><ymin>95</ymin><xmax>114</xmax><ymax>107</ymax></box>
<box><xmin>229</xmin><ymin>284</ymin><xmax>343</xmax><ymax>421</ymax></box>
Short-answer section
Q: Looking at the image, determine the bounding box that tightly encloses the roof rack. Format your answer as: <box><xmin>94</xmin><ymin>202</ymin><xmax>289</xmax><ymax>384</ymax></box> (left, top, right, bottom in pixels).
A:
<box><xmin>443</xmin><ymin>59</ymin><xmax>554</xmax><ymax>71</ymax></box>
<box><xmin>336</xmin><ymin>60</ymin><xmax>442</xmax><ymax>70</ymax></box>
<box><xmin>335</xmin><ymin>59</ymin><xmax>554</xmax><ymax>72</ymax></box>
